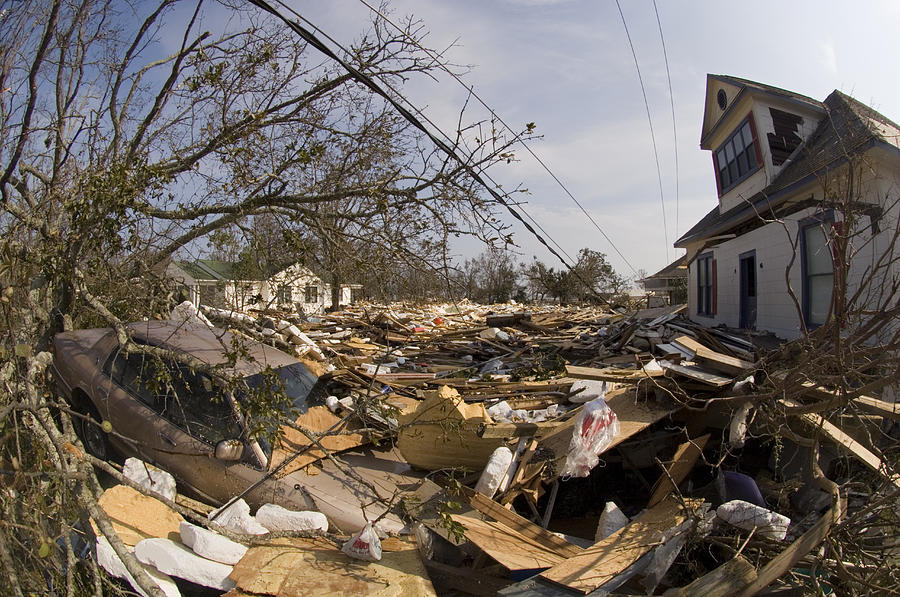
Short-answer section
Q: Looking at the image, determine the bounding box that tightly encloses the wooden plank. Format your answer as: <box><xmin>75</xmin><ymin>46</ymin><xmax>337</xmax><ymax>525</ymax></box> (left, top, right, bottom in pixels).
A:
<box><xmin>449</xmin><ymin>513</ymin><xmax>567</xmax><ymax>571</ymax></box>
<box><xmin>539</xmin><ymin>498</ymin><xmax>701</xmax><ymax>594</ymax></box>
<box><xmin>477</xmin><ymin>420</ymin><xmax>566</xmax><ymax>439</ymax></box>
<box><xmin>271</xmin><ymin>406</ymin><xmax>366</xmax><ymax>475</ymax></box>
<box><xmin>854</xmin><ymin>395</ymin><xmax>900</xmax><ymax>421</ymax></box>
<box><xmin>736</xmin><ymin>508</ymin><xmax>839</xmax><ymax>597</ymax></box>
<box><xmin>672</xmin><ymin>335</ymin><xmax>754</xmax><ymax>376</ymax></box>
<box><xmin>566</xmin><ymin>364</ymin><xmax>665</xmax><ymax>383</ymax></box>
<box><xmin>648</xmin><ymin>434</ymin><xmax>710</xmax><ymax>507</ymax></box>
<box><xmin>660</xmin><ymin>361</ymin><xmax>733</xmax><ymax>387</ymax></box>
<box><xmin>662</xmin><ymin>555</ymin><xmax>757</xmax><ymax>597</ymax></box>
<box><xmin>790</xmin><ymin>405</ymin><xmax>900</xmax><ymax>490</ymax></box>
<box><xmin>463</xmin><ymin>488</ymin><xmax>584</xmax><ymax>559</ymax></box>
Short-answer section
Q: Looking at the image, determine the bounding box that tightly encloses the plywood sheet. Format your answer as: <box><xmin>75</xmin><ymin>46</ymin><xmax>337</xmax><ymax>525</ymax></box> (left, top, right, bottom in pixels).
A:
<box><xmin>540</xmin><ymin>498</ymin><xmax>701</xmax><ymax>594</ymax></box>
<box><xmin>96</xmin><ymin>484</ymin><xmax>184</xmax><ymax>546</ymax></box>
<box><xmin>450</xmin><ymin>513</ymin><xmax>567</xmax><ymax>571</ymax></box>
<box><xmin>271</xmin><ymin>406</ymin><xmax>366</xmax><ymax>474</ymax></box>
<box><xmin>230</xmin><ymin>536</ymin><xmax>436</xmax><ymax>597</ymax></box>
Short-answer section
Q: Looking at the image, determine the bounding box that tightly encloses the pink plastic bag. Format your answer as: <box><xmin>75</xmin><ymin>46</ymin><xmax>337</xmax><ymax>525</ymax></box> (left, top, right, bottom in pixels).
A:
<box><xmin>561</xmin><ymin>397</ymin><xmax>619</xmax><ymax>478</ymax></box>
<box><xmin>341</xmin><ymin>522</ymin><xmax>383</xmax><ymax>561</ymax></box>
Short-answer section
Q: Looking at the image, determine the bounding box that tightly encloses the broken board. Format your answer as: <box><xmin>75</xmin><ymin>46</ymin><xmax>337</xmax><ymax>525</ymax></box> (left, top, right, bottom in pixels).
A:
<box><xmin>566</xmin><ymin>364</ymin><xmax>664</xmax><ymax>383</ymax></box>
<box><xmin>538</xmin><ymin>497</ymin><xmax>703</xmax><ymax>594</ymax></box>
<box><xmin>271</xmin><ymin>406</ymin><xmax>366</xmax><ymax>474</ymax></box>
<box><xmin>648</xmin><ymin>434</ymin><xmax>710</xmax><ymax>507</ymax></box>
<box><xmin>450</xmin><ymin>513</ymin><xmax>571</xmax><ymax>572</ymax></box>
<box><xmin>96</xmin><ymin>484</ymin><xmax>184</xmax><ymax>546</ymax></box>
<box><xmin>660</xmin><ymin>361</ymin><xmax>733</xmax><ymax>387</ymax></box>
<box><xmin>228</xmin><ymin>536</ymin><xmax>436</xmax><ymax>597</ymax></box>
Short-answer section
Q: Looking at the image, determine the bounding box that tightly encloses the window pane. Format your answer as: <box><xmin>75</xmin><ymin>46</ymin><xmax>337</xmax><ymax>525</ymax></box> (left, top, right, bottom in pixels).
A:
<box><xmin>741</xmin><ymin>122</ymin><xmax>753</xmax><ymax>147</ymax></box>
<box><xmin>725</xmin><ymin>141</ymin><xmax>734</xmax><ymax>163</ymax></box>
<box><xmin>808</xmin><ymin>274</ymin><xmax>833</xmax><ymax>325</ymax></box>
<box><xmin>804</xmin><ymin>225</ymin><xmax>832</xmax><ymax>275</ymax></box>
<box><xmin>717</xmin><ymin>149</ymin><xmax>727</xmax><ymax>168</ymax></box>
<box><xmin>720</xmin><ymin>166</ymin><xmax>730</xmax><ymax>188</ymax></box>
<box><xmin>736</xmin><ymin>150</ymin><xmax>749</xmax><ymax>176</ymax></box>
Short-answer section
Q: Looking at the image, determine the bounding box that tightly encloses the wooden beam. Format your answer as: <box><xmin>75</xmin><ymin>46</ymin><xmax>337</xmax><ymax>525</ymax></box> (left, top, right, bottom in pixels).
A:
<box><xmin>648</xmin><ymin>434</ymin><xmax>710</xmax><ymax>507</ymax></box>
<box><xmin>566</xmin><ymin>364</ymin><xmax>664</xmax><ymax>383</ymax></box>
<box><xmin>661</xmin><ymin>361</ymin><xmax>734</xmax><ymax>387</ymax></box>
<box><xmin>662</xmin><ymin>555</ymin><xmax>757</xmax><ymax>597</ymax></box>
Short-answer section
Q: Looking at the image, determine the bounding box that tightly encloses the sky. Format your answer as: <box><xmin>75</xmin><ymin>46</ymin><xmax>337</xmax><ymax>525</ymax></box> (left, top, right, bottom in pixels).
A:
<box><xmin>247</xmin><ymin>1</ymin><xmax>900</xmax><ymax>281</ymax></box>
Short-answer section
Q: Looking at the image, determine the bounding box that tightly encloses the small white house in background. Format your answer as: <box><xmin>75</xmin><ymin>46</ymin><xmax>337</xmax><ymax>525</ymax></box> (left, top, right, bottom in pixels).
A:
<box><xmin>166</xmin><ymin>259</ymin><xmax>359</xmax><ymax>314</ymax></box>
<box><xmin>676</xmin><ymin>74</ymin><xmax>900</xmax><ymax>340</ymax></box>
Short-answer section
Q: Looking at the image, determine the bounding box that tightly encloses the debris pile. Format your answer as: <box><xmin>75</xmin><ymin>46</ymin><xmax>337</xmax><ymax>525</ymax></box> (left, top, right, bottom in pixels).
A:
<box><xmin>83</xmin><ymin>300</ymin><xmax>898</xmax><ymax>596</ymax></box>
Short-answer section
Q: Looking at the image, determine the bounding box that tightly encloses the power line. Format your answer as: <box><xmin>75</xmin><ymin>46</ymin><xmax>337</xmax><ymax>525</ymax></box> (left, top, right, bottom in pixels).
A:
<box><xmin>350</xmin><ymin>0</ymin><xmax>640</xmax><ymax>277</ymax></box>
<box><xmin>247</xmin><ymin>0</ymin><xmax>627</xmax><ymax>304</ymax></box>
<box><xmin>615</xmin><ymin>0</ymin><xmax>669</xmax><ymax>264</ymax></box>
<box><xmin>652</xmin><ymin>0</ymin><xmax>679</xmax><ymax>240</ymax></box>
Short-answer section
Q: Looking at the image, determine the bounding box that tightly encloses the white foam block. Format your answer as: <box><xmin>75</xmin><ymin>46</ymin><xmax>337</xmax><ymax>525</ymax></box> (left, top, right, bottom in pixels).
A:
<box><xmin>96</xmin><ymin>536</ymin><xmax>182</xmax><ymax>597</ymax></box>
<box><xmin>208</xmin><ymin>499</ymin><xmax>268</xmax><ymax>536</ymax></box>
<box><xmin>255</xmin><ymin>503</ymin><xmax>328</xmax><ymax>533</ymax></box>
<box><xmin>134</xmin><ymin>538</ymin><xmax>235</xmax><ymax>591</ymax></box>
<box><xmin>595</xmin><ymin>501</ymin><xmax>629</xmax><ymax>541</ymax></box>
<box><xmin>179</xmin><ymin>521</ymin><xmax>248</xmax><ymax>565</ymax></box>
<box><xmin>122</xmin><ymin>458</ymin><xmax>177</xmax><ymax>502</ymax></box>
<box><xmin>717</xmin><ymin>499</ymin><xmax>791</xmax><ymax>541</ymax></box>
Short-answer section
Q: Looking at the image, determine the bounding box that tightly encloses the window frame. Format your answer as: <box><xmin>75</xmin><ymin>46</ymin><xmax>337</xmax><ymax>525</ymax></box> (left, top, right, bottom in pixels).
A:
<box><xmin>304</xmin><ymin>285</ymin><xmax>318</xmax><ymax>303</ymax></box>
<box><xmin>276</xmin><ymin>284</ymin><xmax>292</xmax><ymax>305</ymax></box>
<box><xmin>714</xmin><ymin>116</ymin><xmax>761</xmax><ymax>195</ymax></box>
<box><xmin>696</xmin><ymin>252</ymin><xmax>715</xmax><ymax>317</ymax></box>
<box><xmin>800</xmin><ymin>212</ymin><xmax>835</xmax><ymax>329</ymax></box>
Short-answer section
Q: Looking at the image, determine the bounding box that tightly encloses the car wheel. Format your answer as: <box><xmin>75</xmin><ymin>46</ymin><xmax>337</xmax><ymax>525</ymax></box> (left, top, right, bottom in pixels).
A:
<box><xmin>77</xmin><ymin>404</ymin><xmax>111</xmax><ymax>462</ymax></box>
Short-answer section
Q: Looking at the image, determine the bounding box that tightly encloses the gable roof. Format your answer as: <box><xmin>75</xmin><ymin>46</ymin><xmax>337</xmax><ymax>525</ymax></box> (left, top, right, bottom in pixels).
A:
<box><xmin>678</xmin><ymin>87</ymin><xmax>900</xmax><ymax>249</ymax></box>
<box><xmin>641</xmin><ymin>255</ymin><xmax>687</xmax><ymax>282</ymax></box>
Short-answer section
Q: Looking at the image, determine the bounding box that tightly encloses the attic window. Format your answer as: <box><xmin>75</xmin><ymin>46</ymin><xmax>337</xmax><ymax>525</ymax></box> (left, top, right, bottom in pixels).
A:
<box><xmin>717</xmin><ymin>89</ymin><xmax>727</xmax><ymax>110</ymax></box>
<box><xmin>767</xmin><ymin>108</ymin><xmax>803</xmax><ymax>166</ymax></box>
<box><xmin>714</xmin><ymin>117</ymin><xmax>760</xmax><ymax>194</ymax></box>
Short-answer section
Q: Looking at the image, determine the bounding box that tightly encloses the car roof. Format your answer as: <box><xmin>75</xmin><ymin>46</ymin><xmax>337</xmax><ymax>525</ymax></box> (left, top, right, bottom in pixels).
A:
<box><xmin>127</xmin><ymin>320</ymin><xmax>299</xmax><ymax>377</ymax></box>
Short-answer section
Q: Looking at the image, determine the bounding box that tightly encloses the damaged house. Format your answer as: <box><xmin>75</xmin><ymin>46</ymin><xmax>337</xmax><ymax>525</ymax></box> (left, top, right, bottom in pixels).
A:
<box><xmin>676</xmin><ymin>74</ymin><xmax>900</xmax><ymax>339</ymax></box>
<box><xmin>166</xmin><ymin>259</ymin><xmax>360</xmax><ymax>314</ymax></box>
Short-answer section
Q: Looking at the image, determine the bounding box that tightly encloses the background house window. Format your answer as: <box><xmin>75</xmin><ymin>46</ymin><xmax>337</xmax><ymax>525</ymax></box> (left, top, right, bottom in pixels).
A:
<box><xmin>715</xmin><ymin>118</ymin><xmax>759</xmax><ymax>194</ymax></box>
<box><xmin>802</xmin><ymin>222</ymin><xmax>834</xmax><ymax>327</ymax></box>
<box><xmin>304</xmin><ymin>285</ymin><xmax>318</xmax><ymax>302</ymax></box>
<box><xmin>696</xmin><ymin>253</ymin><xmax>715</xmax><ymax>316</ymax></box>
<box><xmin>276</xmin><ymin>284</ymin><xmax>292</xmax><ymax>304</ymax></box>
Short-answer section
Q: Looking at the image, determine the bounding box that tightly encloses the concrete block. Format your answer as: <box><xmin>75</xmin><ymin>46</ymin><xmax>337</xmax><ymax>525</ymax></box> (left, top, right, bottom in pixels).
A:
<box><xmin>255</xmin><ymin>503</ymin><xmax>329</xmax><ymax>533</ymax></box>
<box><xmin>134</xmin><ymin>537</ymin><xmax>235</xmax><ymax>591</ymax></box>
<box><xmin>179</xmin><ymin>521</ymin><xmax>248</xmax><ymax>565</ymax></box>
<box><xmin>95</xmin><ymin>536</ymin><xmax>181</xmax><ymax>597</ymax></box>
<box><xmin>122</xmin><ymin>458</ymin><xmax>176</xmax><ymax>502</ymax></box>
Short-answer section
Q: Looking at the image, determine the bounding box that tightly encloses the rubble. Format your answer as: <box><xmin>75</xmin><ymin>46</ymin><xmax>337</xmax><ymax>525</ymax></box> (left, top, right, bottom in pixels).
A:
<box><xmin>82</xmin><ymin>299</ymin><xmax>898</xmax><ymax>596</ymax></box>
<box><xmin>134</xmin><ymin>537</ymin><xmax>236</xmax><ymax>591</ymax></box>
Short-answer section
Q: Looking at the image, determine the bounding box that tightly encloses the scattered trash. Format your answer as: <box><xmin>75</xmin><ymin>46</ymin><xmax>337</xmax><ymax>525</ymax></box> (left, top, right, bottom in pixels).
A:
<box><xmin>341</xmin><ymin>522</ymin><xmax>383</xmax><ymax>562</ymax></box>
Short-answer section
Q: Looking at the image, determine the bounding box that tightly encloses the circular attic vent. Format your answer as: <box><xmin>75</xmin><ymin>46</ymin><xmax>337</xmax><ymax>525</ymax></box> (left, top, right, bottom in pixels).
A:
<box><xmin>717</xmin><ymin>89</ymin><xmax>728</xmax><ymax>110</ymax></box>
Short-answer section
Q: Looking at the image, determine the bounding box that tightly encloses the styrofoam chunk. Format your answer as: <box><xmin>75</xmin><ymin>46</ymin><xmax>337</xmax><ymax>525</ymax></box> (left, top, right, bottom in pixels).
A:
<box><xmin>208</xmin><ymin>499</ymin><xmax>268</xmax><ymax>536</ymax></box>
<box><xmin>474</xmin><ymin>446</ymin><xmax>513</xmax><ymax>498</ymax></box>
<box><xmin>122</xmin><ymin>457</ymin><xmax>176</xmax><ymax>502</ymax></box>
<box><xmin>595</xmin><ymin>501</ymin><xmax>629</xmax><ymax>541</ymax></box>
<box><xmin>717</xmin><ymin>499</ymin><xmax>791</xmax><ymax>541</ymax></box>
<box><xmin>170</xmin><ymin>301</ymin><xmax>213</xmax><ymax>328</ymax></box>
<box><xmin>179</xmin><ymin>521</ymin><xmax>248</xmax><ymax>565</ymax></box>
<box><xmin>255</xmin><ymin>503</ymin><xmax>329</xmax><ymax>532</ymax></box>
<box><xmin>96</xmin><ymin>536</ymin><xmax>182</xmax><ymax>597</ymax></box>
<box><xmin>134</xmin><ymin>538</ymin><xmax>235</xmax><ymax>591</ymax></box>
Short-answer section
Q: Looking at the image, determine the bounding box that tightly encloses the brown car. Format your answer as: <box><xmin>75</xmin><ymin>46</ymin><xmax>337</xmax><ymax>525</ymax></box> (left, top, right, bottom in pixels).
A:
<box><xmin>52</xmin><ymin>319</ymin><xmax>419</xmax><ymax>533</ymax></box>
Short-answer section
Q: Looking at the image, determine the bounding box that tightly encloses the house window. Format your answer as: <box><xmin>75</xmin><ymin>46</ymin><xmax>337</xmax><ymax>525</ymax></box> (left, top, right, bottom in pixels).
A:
<box><xmin>802</xmin><ymin>220</ymin><xmax>834</xmax><ymax>327</ymax></box>
<box><xmin>696</xmin><ymin>253</ymin><xmax>716</xmax><ymax>316</ymax></box>
<box><xmin>276</xmin><ymin>284</ymin><xmax>292</xmax><ymax>305</ymax></box>
<box><xmin>715</xmin><ymin>118</ymin><xmax>759</xmax><ymax>194</ymax></box>
<box><xmin>304</xmin><ymin>285</ymin><xmax>318</xmax><ymax>303</ymax></box>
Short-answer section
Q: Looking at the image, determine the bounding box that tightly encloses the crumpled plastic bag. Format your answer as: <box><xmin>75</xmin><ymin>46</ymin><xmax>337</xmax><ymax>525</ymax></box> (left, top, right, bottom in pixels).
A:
<box><xmin>341</xmin><ymin>522</ymin><xmax>382</xmax><ymax>561</ymax></box>
<box><xmin>560</xmin><ymin>397</ymin><xmax>619</xmax><ymax>478</ymax></box>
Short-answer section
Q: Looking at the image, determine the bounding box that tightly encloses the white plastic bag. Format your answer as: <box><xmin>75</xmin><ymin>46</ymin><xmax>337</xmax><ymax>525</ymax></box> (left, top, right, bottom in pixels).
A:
<box><xmin>560</xmin><ymin>397</ymin><xmax>619</xmax><ymax>478</ymax></box>
<box><xmin>341</xmin><ymin>522</ymin><xmax>383</xmax><ymax>561</ymax></box>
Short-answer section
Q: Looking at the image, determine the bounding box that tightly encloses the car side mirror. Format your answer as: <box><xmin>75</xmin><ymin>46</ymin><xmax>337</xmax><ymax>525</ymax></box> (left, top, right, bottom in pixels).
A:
<box><xmin>215</xmin><ymin>439</ymin><xmax>243</xmax><ymax>461</ymax></box>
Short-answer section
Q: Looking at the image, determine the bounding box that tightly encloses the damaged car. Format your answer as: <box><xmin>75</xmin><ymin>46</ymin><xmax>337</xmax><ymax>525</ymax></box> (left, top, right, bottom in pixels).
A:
<box><xmin>51</xmin><ymin>319</ymin><xmax>420</xmax><ymax>533</ymax></box>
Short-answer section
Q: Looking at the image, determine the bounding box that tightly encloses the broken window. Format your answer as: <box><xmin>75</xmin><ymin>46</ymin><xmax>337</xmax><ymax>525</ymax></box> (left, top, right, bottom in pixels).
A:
<box><xmin>696</xmin><ymin>253</ymin><xmax>716</xmax><ymax>316</ymax></box>
<box><xmin>767</xmin><ymin>108</ymin><xmax>803</xmax><ymax>166</ymax></box>
<box><xmin>715</xmin><ymin>118</ymin><xmax>759</xmax><ymax>194</ymax></box>
<box><xmin>304</xmin><ymin>285</ymin><xmax>318</xmax><ymax>303</ymax></box>
<box><xmin>276</xmin><ymin>284</ymin><xmax>292</xmax><ymax>305</ymax></box>
<box><xmin>802</xmin><ymin>220</ymin><xmax>834</xmax><ymax>327</ymax></box>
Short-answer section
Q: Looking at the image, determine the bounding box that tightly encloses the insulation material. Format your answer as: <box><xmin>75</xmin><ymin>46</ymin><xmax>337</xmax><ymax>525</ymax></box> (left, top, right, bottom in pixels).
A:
<box><xmin>122</xmin><ymin>457</ymin><xmax>177</xmax><ymax>502</ymax></box>
<box><xmin>474</xmin><ymin>446</ymin><xmax>513</xmax><ymax>498</ymax></box>
<box><xmin>208</xmin><ymin>499</ymin><xmax>268</xmax><ymax>536</ymax></box>
<box><xmin>134</xmin><ymin>537</ymin><xmax>236</xmax><ymax>591</ymax></box>
<box><xmin>717</xmin><ymin>500</ymin><xmax>791</xmax><ymax>541</ymax></box>
<box><xmin>255</xmin><ymin>504</ymin><xmax>329</xmax><ymax>533</ymax></box>
<box><xmin>179</xmin><ymin>521</ymin><xmax>247</xmax><ymax>565</ymax></box>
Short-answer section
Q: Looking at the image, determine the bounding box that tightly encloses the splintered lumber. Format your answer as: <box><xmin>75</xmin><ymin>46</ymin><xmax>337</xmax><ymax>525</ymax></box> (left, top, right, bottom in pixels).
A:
<box><xmin>776</xmin><ymin>373</ymin><xmax>900</xmax><ymax>421</ymax></box>
<box><xmin>662</xmin><ymin>555</ymin><xmax>757</xmax><ymax>597</ymax></box>
<box><xmin>672</xmin><ymin>335</ymin><xmax>755</xmax><ymax>376</ymax></box>
<box><xmin>538</xmin><ymin>498</ymin><xmax>703</xmax><ymax>594</ymax></box>
<box><xmin>784</xmin><ymin>401</ymin><xmax>900</xmax><ymax>490</ymax></box>
<box><xmin>397</xmin><ymin>386</ymin><xmax>510</xmax><ymax>471</ymax></box>
<box><xmin>449</xmin><ymin>513</ymin><xmax>570</xmax><ymax>571</ymax></box>
<box><xmin>270</xmin><ymin>406</ymin><xmax>366</xmax><ymax>474</ymax></box>
<box><xmin>648</xmin><ymin>434</ymin><xmax>710</xmax><ymax>507</ymax></box>
<box><xmin>229</xmin><ymin>536</ymin><xmax>436</xmax><ymax>597</ymax></box>
<box><xmin>96</xmin><ymin>485</ymin><xmax>185</xmax><ymax>546</ymax></box>
<box><xmin>462</xmin><ymin>488</ymin><xmax>584</xmax><ymax>559</ymax></box>
<box><xmin>660</xmin><ymin>361</ymin><xmax>733</xmax><ymax>387</ymax></box>
<box><xmin>566</xmin><ymin>363</ymin><xmax>664</xmax><ymax>383</ymax></box>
